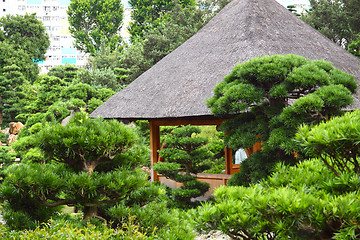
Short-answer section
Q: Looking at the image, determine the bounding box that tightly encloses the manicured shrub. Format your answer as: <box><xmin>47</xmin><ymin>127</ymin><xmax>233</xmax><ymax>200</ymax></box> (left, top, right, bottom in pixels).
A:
<box><xmin>109</xmin><ymin>199</ymin><xmax>196</xmax><ymax>240</ymax></box>
<box><xmin>0</xmin><ymin>216</ymin><xmax>156</xmax><ymax>239</ymax></box>
<box><xmin>0</xmin><ymin>112</ymin><xmax>159</xmax><ymax>230</ymax></box>
<box><xmin>207</xmin><ymin>54</ymin><xmax>356</xmax><ymax>185</ymax></box>
<box><xmin>154</xmin><ymin>125</ymin><xmax>211</xmax><ymax>206</ymax></box>
<box><xmin>195</xmin><ymin>159</ymin><xmax>360</xmax><ymax>239</ymax></box>
<box><xmin>296</xmin><ymin>110</ymin><xmax>360</xmax><ymax>176</ymax></box>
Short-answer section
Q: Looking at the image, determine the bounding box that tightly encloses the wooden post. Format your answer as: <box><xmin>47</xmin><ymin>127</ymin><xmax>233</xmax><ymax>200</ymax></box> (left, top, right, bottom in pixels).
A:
<box><xmin>149</xmin><ymin>121</ymin><xmax>160</xmax><ymax>181</ymax></box>
<box><xmin>225</xmin><ymin>146</ymin><xmax>232</xmax><ymax>174</ymax></box>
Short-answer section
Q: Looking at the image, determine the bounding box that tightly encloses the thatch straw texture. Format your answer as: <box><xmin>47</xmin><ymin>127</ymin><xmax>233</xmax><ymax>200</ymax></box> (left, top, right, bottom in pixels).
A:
<box><xmin>90</xmin><ymin>0</ymin><xmax>360</xmax><ymax>120</ymax></box>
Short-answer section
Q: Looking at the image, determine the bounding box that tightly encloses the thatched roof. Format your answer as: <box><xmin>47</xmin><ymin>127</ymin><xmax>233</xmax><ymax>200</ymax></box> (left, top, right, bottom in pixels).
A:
<box><xmin>91</xmin><ymin>0</ymin><xmax>360</xmax><ymax>121</ymax></box>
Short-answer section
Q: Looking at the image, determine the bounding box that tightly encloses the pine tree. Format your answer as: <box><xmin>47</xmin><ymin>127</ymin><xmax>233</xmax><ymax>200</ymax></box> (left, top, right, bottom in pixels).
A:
<box><xmin>0</xmin><ymin>64</ymin><xmax>25</xmax><ymax>124</ymax></box>
<box><xmin>155</xmin><ymin>125</ymin><xmax>211</xmax><ymax>206</ymax></box>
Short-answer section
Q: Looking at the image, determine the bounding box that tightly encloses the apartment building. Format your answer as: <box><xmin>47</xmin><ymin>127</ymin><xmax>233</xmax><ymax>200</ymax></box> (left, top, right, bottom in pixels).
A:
<box><xmin>0</xmin><ymin>0</ymin><xmax>308</xmax><ymax>72</ymax></box>
<box><xmin>0</xmin><ymin>0</ymin><xmax>88</xmax><ymax>73</ymax></box>
<box><xmin>0</xmin><ymin>0</ymin><xmax>131</xmax><ymax>73</ymax></box>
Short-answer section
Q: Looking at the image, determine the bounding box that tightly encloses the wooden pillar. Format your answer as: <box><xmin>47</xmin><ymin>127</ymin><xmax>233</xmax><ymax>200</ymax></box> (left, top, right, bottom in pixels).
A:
<box><xmin>225</xmin><ymin>146</ymin><xmax>232</xmax><ymax>174</ymax></box>
<box><xmin>149</xmin><ymin>121</ymin><xmax>160</xmax><ymax>181</ymax></box>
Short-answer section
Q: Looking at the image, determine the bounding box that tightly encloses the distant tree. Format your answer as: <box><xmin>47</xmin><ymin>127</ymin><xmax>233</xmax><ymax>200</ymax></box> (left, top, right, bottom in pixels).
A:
<box><xmin>154</xmin><ymin>125</ymin><xmax>211</xmax><ymax>206</ymax></box>
<box><xmin>0</xmin><ymin>42</ymin><xmax>39</xmax><ymax>83</ymax></box>
<box><xmin>87</xmin><ymin>0</ymin><xmax>231</xmax><ymax>84</ymax></box>
<box><xmin>67</xmin><ymin>0</ymin><xmax>124</xmax><ymax>55</ymax></box>
<box><xmin>208</xmin><ymin>54</ymin><xmax>357</xmax><ymax>185</ymax></box>
<box><xmin>35</xmin><ymin>75</ymin><xmax>67</xmax><ymax>112</ymax></box>
<box><xmin>128</xmin><ymin>0</ymin><xmax>196</xmax><ymax>38</ymax></box>
<box><xmin>287</xmin><ymin>5</ymin><xmax>300</xmax><ymax>17</ymax></box>
<box><xmin>47</xmin><ymin>65</ymin><xmax>79</xmax><ymax>83</ymax></box>
<box><xmin>15</xmin><ymin>72</ymin><xmax>116</xmax><ymax>126</ymax></box>
<box><xmin>0</xmin><ymin>65</ymin><xmax>25</xmax><ymax>124</ymax></box>
<box><xmin>76</xmin><ymin>68</ymin><xmax>121</xmax><ymax>91</ymax></box>
<box><xmin>120</xmin><ymin>0</ymin><xmax>227</xmax><ymax>82</ymax></box>
<box><xmin>86</xmin><ymin>44</ymin><xmax>122</xmax><ymax>70</ymax></box>
<box><xmin>0</xmin><ymin>13</ymin><xmax>50</xmax><ymax>62</ymax></box>
<box><xmin>302</xmin><ymin>0</ymin><xmax>360</xmax><ymax>47</ymax></box>
<box><xmin>348</xmin><ymin>33</ymin><xmax>360</xmax><ymax>58</ymax></box>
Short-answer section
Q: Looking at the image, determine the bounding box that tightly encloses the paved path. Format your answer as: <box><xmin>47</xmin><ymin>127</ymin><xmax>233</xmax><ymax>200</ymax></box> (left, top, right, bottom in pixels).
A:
<box><xmin>195</xmin><ymin>231</ymin><xmax>231</xmax><ymax>240</ymax></box>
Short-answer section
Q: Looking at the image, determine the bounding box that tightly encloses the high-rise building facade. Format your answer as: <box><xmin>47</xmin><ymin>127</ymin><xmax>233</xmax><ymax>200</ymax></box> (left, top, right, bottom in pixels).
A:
<box><xmin>0</xmin><ymin>0</ymin><xmax>132</xmax><ymax>73</ymax></box>
<box><xmin>0</xmin><ymin>0</ymin><xmax>308</xmax><ymax>73</ymax></box>
<box><xmin>0</xmin><ymin>0</ymin><xmax>88</xmax><ymax>73</ymax></box>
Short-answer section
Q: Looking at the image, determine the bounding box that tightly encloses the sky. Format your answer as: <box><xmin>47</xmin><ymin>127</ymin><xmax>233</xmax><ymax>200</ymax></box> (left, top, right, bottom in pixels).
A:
<box><xmin>120</xmin><ymin>1</ymin><xmax>310</xmax><ymax>8</ymax></box>
<box><xmin>275</xmin><ymin>0</ymin><xmax>310</xmax><ymax>6</ymax></box>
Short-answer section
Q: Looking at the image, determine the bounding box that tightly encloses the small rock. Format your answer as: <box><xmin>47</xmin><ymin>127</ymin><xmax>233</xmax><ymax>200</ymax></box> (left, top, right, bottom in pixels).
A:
<box><xmin>3</xmin><ymin>128</ymin><xmax>9</xmax><ymax>135</ymax></box>
<box><xmin>9</xmin><ymin>122</ymin><xmax>24</xmax><ymax>135</ymax></box>
<box><xmin>6</xmin><ymin>134</ymin><xmax>17</xmax><ymax>145</ymax></box>
<box><xmin>195</xmin><ymin>231</ymin><xmax>231</xmax><ymax>240</ymax></box>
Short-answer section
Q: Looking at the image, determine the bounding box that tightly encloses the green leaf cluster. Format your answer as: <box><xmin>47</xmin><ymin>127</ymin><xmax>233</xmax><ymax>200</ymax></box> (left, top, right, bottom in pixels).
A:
<box><xmin>1</xmin><ymin>112</ymin><xmax>155</xmax><ymax>226</ymax></box>
<box><xmin>76</xmin><ymin>67</ymin><xmax>122</xmax><ymax>91</ymax></box>
<box><xmin>0</xmin><ymin>14</ymin><xmax>48</xmax><ymax>124</ymax></box>
<box><xmin>109</xmin><ymin>199</ymin><xmax>196</xmax><ymax>239</ymax></box>
<box><xmin>155</xmin><ymin>125</ymin><xmax>212</xmax><ymax>205</ymax></box>
<box><xmin>15</xmin><ymin>66</ymin><xmax>116</xmax><ymax>126</ymax></box>
<box><xmin>302</xmin><ymin>0</ymin><xmax>360</xmax><ymax>48</ymax></box>
<box><xmin>208</xmin><ymin>54</ymin><xmax>356</xmax><ymax>185</ymax></box>
<box><xmin>67</xmin><ymin>0</ymin><xmax>124</xmax><ymax>55</ymax></box>
<box><xmin>87</xmin><ymin>0</ymin><xmax>231</xmax><ymax>84</ymax></box>
<box><xmin>0</xmin><ymin>13</ymin><xmax>50</xmax><ymax>62</ymax></box>
<box><xmin>0</xmin><ymin>216</ymin><xmax>156</xmax><ymax>239</ymax></box>
<box><xmin>128</xmin><ymin>0</ymin><xmax>196</xmax><ymax>38</ymax></box>
<box><xmin>348</xmin><ymin>33</ymin><xmax>360</xmax><ymax>58</ymax></box>
<box><xmin>296</xmin><ymin>110</ymin><xmax>360</xmax><ymax>176</ymax></box>
<box><xmin>0</xmin><ymin>64</ymin><xmax>26</xmax><ymax>123</ymax></box>
<box><xmin>195</xmin><ymin>159</ymin><xmax>360</xmax><ymax>239</ymax></box>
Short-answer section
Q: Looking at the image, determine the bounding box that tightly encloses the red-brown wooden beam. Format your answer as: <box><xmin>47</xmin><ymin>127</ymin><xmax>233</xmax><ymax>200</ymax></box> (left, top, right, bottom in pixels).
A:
<box><xmin>225</xmin><ymin>146</ymin><xmax>232</xmax><ymax>174</ymax></box>
<box><xmin>149</xmin><ymin>121</ymin><xmax>160</xmax><ymax>181</ymax></box>
<box><xmin>151</xmin><ymin>117</ymin><xmax>227</xmax><ymax>127</ymax></box>
<box><xmin>149</xmin><ymin>117</ymin><xmax>233</xmax><ymax>181</ymax></box>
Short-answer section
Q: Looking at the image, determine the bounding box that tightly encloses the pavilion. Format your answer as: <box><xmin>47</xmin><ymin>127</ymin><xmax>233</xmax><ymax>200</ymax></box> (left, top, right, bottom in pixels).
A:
<box><xmin>91</xmin><ymin>0</ymin><xmax>360</xmax><ymax>186</ymax></box>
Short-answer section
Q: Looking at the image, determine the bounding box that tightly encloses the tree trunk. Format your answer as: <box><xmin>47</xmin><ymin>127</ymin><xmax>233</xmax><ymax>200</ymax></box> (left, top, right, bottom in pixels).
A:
<box><xmin>82</xmin><ymin>160</ymin><xmax>98</xmax><ymax>175</ymax></box>
<box><xmin>83</xmin><ymin>205</ymin><xmax>98</xmax><ymax>221</ymax></box>
<box><xmin>185</xmin><ymin>163</ymin><xmax>191</xmax><ymax>175</ymax></box>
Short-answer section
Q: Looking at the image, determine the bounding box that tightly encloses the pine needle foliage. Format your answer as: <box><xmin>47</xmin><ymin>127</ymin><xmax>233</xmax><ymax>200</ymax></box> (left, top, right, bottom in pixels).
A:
<box><xmin>296</xmin><ymin>110</ymin><xmax>360</xmax><ymax>176</ymax></box>
<box><xmin>154</xmin><ymin>125</ymin><xmax>211</xmax><ymax>206</ymax></box>
<box><xmin>0</xmin><ymin>112</ymin><xmax>158</xmax><ymax>229</ymax></box>
<box><xmin>194</xmin><ymin>159</ymin><xmax>360</xmax><ymax>239</ymax></box>
<box><xmin>207</xmin><ymin>54</ymin><xmax>356</xmax><ymax>185</ymax></box>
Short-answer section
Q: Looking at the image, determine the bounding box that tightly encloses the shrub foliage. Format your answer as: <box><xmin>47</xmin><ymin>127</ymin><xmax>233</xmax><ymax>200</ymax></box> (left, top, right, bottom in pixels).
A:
<box><xmin>207</xmin><ymin>54</ymin><xmax>356</xmax><ymax>185</ymax></box>
<box><xmin>195</xmin><ymin>159</ymin><xmax>360</xmax><ymax>239</ymax></box>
